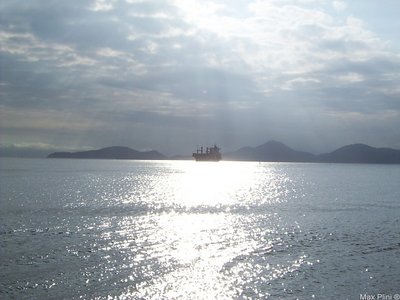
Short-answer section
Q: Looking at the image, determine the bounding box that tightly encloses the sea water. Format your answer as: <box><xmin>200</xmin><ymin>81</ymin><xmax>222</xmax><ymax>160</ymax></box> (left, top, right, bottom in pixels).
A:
<box><xmin>0</xmin><ymin>158</ymin><xmax>399</xmax><ymax>299</ymax></box>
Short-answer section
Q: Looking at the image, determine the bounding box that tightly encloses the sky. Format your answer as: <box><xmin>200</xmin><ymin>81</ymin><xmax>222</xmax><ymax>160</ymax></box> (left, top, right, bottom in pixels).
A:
<box><xmin>1</xmin><ymin>0</ymin><xmax>400</xmax><ymax>156</ymax></box>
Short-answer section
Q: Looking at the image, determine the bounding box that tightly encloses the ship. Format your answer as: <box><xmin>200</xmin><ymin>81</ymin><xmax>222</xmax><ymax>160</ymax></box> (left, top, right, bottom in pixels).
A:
<box><xmin>193</xmin><ymin>145</ymin><xmax>222</xmax><ymax>161</ymax></box>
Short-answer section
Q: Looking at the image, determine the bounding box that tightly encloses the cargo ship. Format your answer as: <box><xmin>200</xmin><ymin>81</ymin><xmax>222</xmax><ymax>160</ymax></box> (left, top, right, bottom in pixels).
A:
<box><xmin>193</xmin><ymin>145</ymin><xmax>222</xmax><ymax>161</ymax></box>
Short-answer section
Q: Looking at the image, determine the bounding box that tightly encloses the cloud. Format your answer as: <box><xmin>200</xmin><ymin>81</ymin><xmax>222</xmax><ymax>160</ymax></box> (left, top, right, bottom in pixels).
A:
<box><xmin>332</xmin><ymin>1</ymin><xmax>347</xmax><ymax>12</ymax></box>
<box><xmin>1</xmin><ymin>0</ymin><xmax>400</xmax><ymax>154</ymax></box>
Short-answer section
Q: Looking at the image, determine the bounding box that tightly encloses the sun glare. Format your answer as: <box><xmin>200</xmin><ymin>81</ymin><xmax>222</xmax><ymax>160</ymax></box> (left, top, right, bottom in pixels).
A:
<box><xmin>174</xmin><ymin>161</ymin><xmax>260</xmax><ymax>208</ymax></box>
<box><xmin>131</xmin><ymin>208</ymin><xmax>258</xmax><ymax>299</ymax></box>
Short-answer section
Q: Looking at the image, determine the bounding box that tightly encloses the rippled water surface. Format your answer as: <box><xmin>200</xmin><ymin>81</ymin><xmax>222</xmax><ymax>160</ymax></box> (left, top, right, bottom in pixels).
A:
<box><xmin>1</xmin><ymin>158</ymin><xmax>400</xmax><ymax>299</ymax></box>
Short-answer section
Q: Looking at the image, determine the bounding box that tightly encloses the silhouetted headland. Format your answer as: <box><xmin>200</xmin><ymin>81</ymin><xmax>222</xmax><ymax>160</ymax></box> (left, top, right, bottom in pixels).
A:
<box><xmin>224</xmin><ymin>140</ymin><xmax>315</xmax><ymax>162</ymax></box>
<box><xmin>225</xmin><ymin>140</ymin><xmax>400</xmax><ymax>164</ymax></box>
<box><xmin>47</xmin><ymin>146</ymin><xmax>166</xmax><ymax>160</ymax></box>
<box><xmin>317</xmin><ymin>144</ymin><xmax>400</xmax><ymax>163</ymax></box>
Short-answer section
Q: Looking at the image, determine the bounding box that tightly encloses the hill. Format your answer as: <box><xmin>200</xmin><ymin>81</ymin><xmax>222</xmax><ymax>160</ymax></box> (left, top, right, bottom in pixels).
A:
<box><xmin>225</xmin><ymin>141</ymin><xmax>400</xmax><ymax>163</ymax></box>
<box><xmin>45</xmin><ymin>142</ymin><xmax>400</xmax><ymax>163</ymax></box>
<box><xmin>224</xmin><ymin>140</ymin><xmax>315</xmax><ymax>162</ymax></box>
<box><xmin>47</xmin><ymin>146</ymin><xmax>166</xmax><ymax>160</ymax></box>
<box><xmin>318</xmin><ymin>144</ymin><xmax>400</xmax><ymax>163</ymax></box>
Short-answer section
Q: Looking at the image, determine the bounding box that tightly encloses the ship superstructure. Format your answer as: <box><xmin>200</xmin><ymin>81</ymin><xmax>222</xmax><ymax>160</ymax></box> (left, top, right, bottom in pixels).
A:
<box><xmin>193</xmin><ymin>145</ymin><xmax>222</xmax><ymax>161</ymax></box>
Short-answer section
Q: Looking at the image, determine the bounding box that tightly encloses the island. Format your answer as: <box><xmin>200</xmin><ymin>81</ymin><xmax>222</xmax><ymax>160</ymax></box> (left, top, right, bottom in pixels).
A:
<box><xmin>224</xmin><ymin>140</ymin><xmax>400</xmax><ymax>164</ymax></box>
<box><xmin>47</xmin><ymin>146</ymin><xmax>166</xmax><ymax>160</ymax></box>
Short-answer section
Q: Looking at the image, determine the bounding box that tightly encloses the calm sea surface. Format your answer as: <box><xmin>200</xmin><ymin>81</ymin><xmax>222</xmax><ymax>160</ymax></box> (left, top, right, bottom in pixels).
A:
<box><xmin>1</xmin><ymin>158</ymin><xmax>399</xmax><ymax>299</ymax></box>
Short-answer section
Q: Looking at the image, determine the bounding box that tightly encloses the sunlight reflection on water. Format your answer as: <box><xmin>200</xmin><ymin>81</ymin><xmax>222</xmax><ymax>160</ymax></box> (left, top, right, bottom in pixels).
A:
<box><xmin>174</xmin><ymin>161</ymin><xmax>261</xmax><ymax>207</ymax></box>
<box><xmin>130</xmin><ymin>213</ymin><xmax>247</xmax><ymax>299</ymax></box>
<box><xmin>130</xmin><ymin>161</ymin><xmax>293</xmax><ymax>210</ymax></box>
<box><xmin>111</xmin><ymin>161</ymin><xmax>308</xmax><ymax>299</ymax></box>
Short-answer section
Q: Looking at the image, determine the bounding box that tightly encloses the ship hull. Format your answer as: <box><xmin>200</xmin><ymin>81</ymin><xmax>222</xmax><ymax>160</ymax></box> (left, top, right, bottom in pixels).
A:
<box><xmin>192</xmin><ymin>153</ymin><xmax>221</xmax><ymax>161</ymax></box>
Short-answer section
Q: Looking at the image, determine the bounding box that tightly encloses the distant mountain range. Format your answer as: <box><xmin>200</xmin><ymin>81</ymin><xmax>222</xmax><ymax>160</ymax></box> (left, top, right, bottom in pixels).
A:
<box><xmin>318</xmin><ymin>143</ymin><xmax>400</xmax><ymax>164</ymax></box>
<box><xmin>47</xmin><ymin>146</ymin><xmax>166</xmax><ymax>160</ymax></box>
<box><xmin>225</xmin><ymin>140</ymin><xmax>400</xmax><ymax>164</ymax></box>
<box><xmin>46</xmin><ymin>141</ymin><xmax>400</xmax><ymax>164</ymax></box>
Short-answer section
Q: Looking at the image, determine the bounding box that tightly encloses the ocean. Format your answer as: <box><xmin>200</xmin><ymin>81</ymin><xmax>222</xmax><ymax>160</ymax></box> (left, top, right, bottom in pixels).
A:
<box><xmin>0</xmin><ymin>158</ymin><xmax>399</xmax><ymax>299</ymax></box>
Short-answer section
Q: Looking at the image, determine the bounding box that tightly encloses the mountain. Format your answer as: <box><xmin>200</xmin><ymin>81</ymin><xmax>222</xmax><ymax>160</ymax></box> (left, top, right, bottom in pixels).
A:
<box><xmin>225</xmin><ymin>141</ymin><xmax>400</xmax><ymax>163</ymax></box>
<box><xmin>45</xmin><ymin>142</ymin><xmax>400</xmax><ymax>163</ymax></box>
<box><xmin>318</xmin><ymin>144</ymin><xmax>400</xmax><ymax>163</ymax></box>
<box><xmin>47</xmin><ymin>146</ymin><xmax>166</xmax><ymax>160</ymax></box>
<box><xmin>225</xmin><ymin>140</ymin><xmax>315</xmax><ymax>162</ymax></box>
